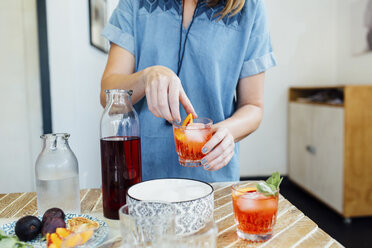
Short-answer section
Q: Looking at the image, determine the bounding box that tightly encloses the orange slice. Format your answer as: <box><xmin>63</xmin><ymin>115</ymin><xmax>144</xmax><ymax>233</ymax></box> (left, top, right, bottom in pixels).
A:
<box><xmin>233</xmin><ymin>186</ymin><xmax>257</xmax><ymax>197</ymax></box>
<box><xmin>80</xmin><ymin>229</ymin><xmax>94</xmax><ymax>244</ymax></box>
<box><xmin>56</xmin><ymin>228</ymin><xmax>73</xmax><ymax>239</ymax></box>
<box><xmin>46</xmin><ymin>233</ymin><xmax>62</xmax><ymax>248</ymax></box>
<box><xmin>60</xmin><ymin>230</ymin><xmax>94</xmax><ymax>247</ymax></box>
<box><xmin>182</xmin><ymin>113</ymin><xmax>193</xmax><ymax>127</ymax></box>
<box><xmin>174</xmin><ymin>129</ymin><xmax>186</xmax><ymax>142</ymax></box>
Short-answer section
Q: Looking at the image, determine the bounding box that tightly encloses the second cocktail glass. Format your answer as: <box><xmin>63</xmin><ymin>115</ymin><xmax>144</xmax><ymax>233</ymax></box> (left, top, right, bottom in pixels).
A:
<box><xmin>231</xmin><ymin>182</ymin><xmax>279</xmax><ymax>242</ymax></box>
<box><xmin>172</xmin><ymin>117</ymin><xmax>213</xmax><ymax>167</ymax></box>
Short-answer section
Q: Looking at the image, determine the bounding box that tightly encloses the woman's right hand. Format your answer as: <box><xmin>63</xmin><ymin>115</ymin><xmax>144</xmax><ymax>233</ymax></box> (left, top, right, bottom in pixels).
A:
<box><xmin>142</xmin><ymin>66</ymin><xmax>197</xmax><ymax>123</ymax></box>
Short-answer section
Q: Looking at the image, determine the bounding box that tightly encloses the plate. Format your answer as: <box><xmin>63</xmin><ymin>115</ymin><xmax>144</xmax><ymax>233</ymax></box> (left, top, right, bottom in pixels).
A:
<box><xmin>0</xmin><ymin>213</ymin><xmax>109</xmax><ymax>248</ymax></box>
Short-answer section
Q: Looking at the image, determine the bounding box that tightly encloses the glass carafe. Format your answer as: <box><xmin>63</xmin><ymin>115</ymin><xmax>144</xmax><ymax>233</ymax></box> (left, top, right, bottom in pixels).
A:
<box><xmin>35</xmin><ymin>133</ymin><xmax>80</xmax><ymax>215</ymax></box>
<box><xmin>100</xmin><ymin>89</ymin><xmax>142</xmax><ymax>220</ymax></box>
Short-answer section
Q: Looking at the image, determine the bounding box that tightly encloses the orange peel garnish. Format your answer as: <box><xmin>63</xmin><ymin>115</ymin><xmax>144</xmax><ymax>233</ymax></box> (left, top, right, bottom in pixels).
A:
<box><xmin>182</xmin><ymin>113</ymin><xmax>193</xmax><ymax>127</ymax></box>
<box><xmin>174</xmin><ymin>129</ymin><xmax>186</xmax><ymax>142</ymax></box>
<box><xmin>233</xmin><ymin>187</ymin><xmax>257</xmax><ymax>197</ymax></box>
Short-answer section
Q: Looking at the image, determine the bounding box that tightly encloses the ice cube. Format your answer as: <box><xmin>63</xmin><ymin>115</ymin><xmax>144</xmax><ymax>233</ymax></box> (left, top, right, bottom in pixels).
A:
<box><xmin>186</xmin><ymin>123</ymin><xmax>205</xmax><ymax>130</ymax></box>
<box><xmin>237</xmin><ymin>197</ymin><xmax>258</xmax><ymax>212</ymax></box>
<box><xmin>261</xmin><ymin>198</ymin><xmax>278</xmax><ymax>212</ymax></box>
<box><xmin>185</xmin><ymin>129</ymin><xmax>205</xmax><ymax>142</ymax></box>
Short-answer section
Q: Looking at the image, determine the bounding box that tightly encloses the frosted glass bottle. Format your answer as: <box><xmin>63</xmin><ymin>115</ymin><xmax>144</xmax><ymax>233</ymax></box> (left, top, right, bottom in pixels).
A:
<box><xmin>35</xmin><ymin>133</ymin><xmax>80</xmax><ymax>215</ymax></box>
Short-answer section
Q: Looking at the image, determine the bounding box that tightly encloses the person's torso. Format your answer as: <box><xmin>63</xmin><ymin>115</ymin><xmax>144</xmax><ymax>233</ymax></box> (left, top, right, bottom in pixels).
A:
<box><xmin>129</xmin><ymin>0</ymin><xmax>259</xmax><ymax>182</ymax></box>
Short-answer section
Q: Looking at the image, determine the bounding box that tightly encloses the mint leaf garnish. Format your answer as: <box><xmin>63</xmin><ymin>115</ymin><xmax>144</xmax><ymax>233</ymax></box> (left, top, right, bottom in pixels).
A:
<box><xmin>256</xmin><ymin>172</ymin><xmax>283</xmax><ymax>197</ymax></box>
<box><xmin>256</xmin><ymin>182</ymin><xmax>275</xmax><ymax>196</ymax></box>
<box><xmin>266</xmin><ymin>171</ymin><xmax>283</xmax><ymax>189</ymax></box>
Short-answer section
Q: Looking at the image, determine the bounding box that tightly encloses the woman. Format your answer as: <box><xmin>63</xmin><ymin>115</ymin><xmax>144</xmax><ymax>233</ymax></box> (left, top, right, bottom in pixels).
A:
<box><xmin>101</xmin><ymin>0</ymin><xmax>276</xmax><ymax>182</ymax></box>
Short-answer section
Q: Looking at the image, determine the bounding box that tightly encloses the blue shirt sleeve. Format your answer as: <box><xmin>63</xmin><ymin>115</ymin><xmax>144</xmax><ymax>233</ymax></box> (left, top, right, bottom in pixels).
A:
<box><xmin>101</xmin><ymin>0</ymin><xmax>135</xmax><ymax>55</ymax></box>
<box><xmin>239</xmin><ymin>0</ymin><xmax>277</xmax><ymax>79</ymax></box>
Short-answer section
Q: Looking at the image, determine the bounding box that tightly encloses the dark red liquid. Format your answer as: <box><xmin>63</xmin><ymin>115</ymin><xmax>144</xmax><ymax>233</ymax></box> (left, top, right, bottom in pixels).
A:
<box><xmin>100</xmin><ymin>136</ymin><xmax>142</xmax><ymax>219</ymax></box>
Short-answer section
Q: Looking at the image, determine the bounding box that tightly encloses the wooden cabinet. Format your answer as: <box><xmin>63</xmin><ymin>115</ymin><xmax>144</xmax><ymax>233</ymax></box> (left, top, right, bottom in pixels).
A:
<box><xmin>288</xmin><ymin>85</ymin><xmax>372</xmax><ymax>218</ymax></box>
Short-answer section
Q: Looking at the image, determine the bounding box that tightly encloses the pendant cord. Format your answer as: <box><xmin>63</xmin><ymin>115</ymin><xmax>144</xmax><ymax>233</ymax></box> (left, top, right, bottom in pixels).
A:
<box><xmin>177</xmin><ymin>0</ymin><xmax>199</xmax><ymax>76</ymax></box>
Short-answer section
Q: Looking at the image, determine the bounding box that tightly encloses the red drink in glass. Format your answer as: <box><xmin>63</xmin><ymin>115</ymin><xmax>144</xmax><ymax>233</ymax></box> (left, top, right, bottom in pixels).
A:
<box><xmin>100</xmin><ymin>136</ymin><xmax>142</xmax><ymax>219</ymax></box>
<box><xmin>231</xmin><ymin>183</ymin><xmax>279</xmax><ymax>242</ymax></box>
<box><xmin>173</xmin><ymin>118</ymin><xmax>213</xmax><ymax>167</ymax></box>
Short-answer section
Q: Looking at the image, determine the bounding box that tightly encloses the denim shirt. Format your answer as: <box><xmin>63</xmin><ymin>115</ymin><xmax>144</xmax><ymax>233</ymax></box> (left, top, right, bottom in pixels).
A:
<box><xmin>102</xmin><ymin>0</ymin><xmax>277</xmax><ymax>182</ymax></box>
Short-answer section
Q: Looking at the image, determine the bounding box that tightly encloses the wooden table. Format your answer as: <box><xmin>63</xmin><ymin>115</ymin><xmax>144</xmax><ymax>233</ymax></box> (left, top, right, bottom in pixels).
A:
<box><xmin>0</xmin><ymin>182</ymin><xmax>344</xmax><ymax>248</ymax></box>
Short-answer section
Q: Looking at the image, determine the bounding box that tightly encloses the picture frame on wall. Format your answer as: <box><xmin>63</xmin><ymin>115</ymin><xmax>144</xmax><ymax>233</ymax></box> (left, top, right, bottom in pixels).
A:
<box><xmin>88</xmin><ymin>0</ymin><xmax>118</xmax><ymax>53</ymax></box>
<box><xmin>366</xmin><ymin>0</ymin><xmax>372</xmax><ymax>52</ymax></box>
<box><xmin>351</xmin><ymin>0</ymin><xmax>372</xmax><ymax>55</ymax></box>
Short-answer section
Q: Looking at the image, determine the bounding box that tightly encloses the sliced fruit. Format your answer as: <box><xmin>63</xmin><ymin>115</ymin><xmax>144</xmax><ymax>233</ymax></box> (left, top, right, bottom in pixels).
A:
<box><xmin>46</xmin><ymin>233</ymin><xmax>51</xmax><ymax>246</ymax></box>
<box><xmin>62</xmin><ymin>230</ymin><xmax>94</xmax><ymax>247</ymax></box>
<box><xmin>67</xmin><ymin>217</ymin><xmax>99</xmax><ymax>232</ymax></box>
<box><xmin>80</xmin><ymin>229</ymin><xmax>94</xmax><ymax>244</ymax></box>
<box><xmin>174</xmin><ymin>128</ymin><xmax>186</xmax><ymax>142</ymax></box>
<box><xmin>56</xmin><ymin>228</ymin><xmax>73</xmax><ymax>239</ymax></box>
<box><xmin>62</xmin><ymin>233</ymin><xmax>83</xmax><ymax>248</ymax></box>
<box><xmin>233</xmin><ymin>186</ymin><xmax>257</xmax><ymax>197</ymax></box>
<box><xmin>182</xmin><ymin>113</ymin><xmax>193</xmax><ymax>127</ymax></box>
<box><xmin>46</xmin><ymin>232</ymin><xmax>62</xmax><ymax>248</ymax></box>
<box><xmin>240</xmin><ymin>187</ymin><xmax>257</xmax><ymax>193</ymax></box>
<box><xmin>46</xmin><ymin>225</ymin><xmax>95</xmax><ymax>248</ymax></box>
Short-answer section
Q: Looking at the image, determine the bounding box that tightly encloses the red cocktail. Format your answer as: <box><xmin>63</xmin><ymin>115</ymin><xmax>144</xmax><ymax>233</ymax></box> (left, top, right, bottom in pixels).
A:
<box><xmin>231</xmin><ymin>183</ymin><xmax>279</xmax><ymax>242</ymax></box>
<box><xmin>173</xmin><ymin>117</ymin><xmax>213</xmax><ymax>167</ymax></box>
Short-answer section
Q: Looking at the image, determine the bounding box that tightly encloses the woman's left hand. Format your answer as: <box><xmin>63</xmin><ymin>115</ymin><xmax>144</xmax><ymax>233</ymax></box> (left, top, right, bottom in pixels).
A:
<box><xmin>201</xmin><ymin>127</ymin><xmax>235</xmax><ymax>171</ymax></box>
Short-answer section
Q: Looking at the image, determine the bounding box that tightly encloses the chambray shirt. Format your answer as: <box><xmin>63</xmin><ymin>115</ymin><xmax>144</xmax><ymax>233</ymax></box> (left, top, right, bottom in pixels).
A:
<box><xmin>102</xmin><ymin>0</ymin><xmax>277</xmax><ymax>182</ymax></box>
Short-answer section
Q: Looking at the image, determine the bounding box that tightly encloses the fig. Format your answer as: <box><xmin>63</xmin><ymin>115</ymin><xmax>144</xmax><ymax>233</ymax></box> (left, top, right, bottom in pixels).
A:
<box><xmin>41</xmin><ymin>217</ymin><xmax>66</xmax><ymax>236</ymax></box>
<box><xmin>42</xmin><ymin>208</ymin><xmax>65</xmax><ymax>225</ymax></box>
<box><xmin>15</xmin><ymin>215</ymin><xmax>42</xmax><ymax>241</ymax></box>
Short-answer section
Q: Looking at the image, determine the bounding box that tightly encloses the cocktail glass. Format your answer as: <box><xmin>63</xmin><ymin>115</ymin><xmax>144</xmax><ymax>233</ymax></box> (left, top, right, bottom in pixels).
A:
<box><xmin>231</xmin><ymin>182</ymin><xmax>279</xmax><ymax>242</ymax></box>
<box><xmin>172</xmin><ymin>117</ymin><xmax>213</xmax><ymax>167</ymax></box>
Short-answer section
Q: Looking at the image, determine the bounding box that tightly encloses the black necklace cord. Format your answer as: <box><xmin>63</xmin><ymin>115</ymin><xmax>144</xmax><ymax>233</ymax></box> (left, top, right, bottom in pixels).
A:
<box><xmin>176</xmin><ymin>0</ymin><xmax>199</xmax><ymax>76</ymax></box>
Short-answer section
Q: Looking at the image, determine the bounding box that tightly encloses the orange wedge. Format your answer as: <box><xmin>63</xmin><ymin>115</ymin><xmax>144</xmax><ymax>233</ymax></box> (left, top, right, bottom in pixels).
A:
<box><xmin>240</xmin><ymin>187</ymin><xmax>257</xmax><ymax>193</ymax></box>
<box><xmin>182</xmin><ymin>113</ymin><xmax>193</xmax><ymax>127</ymax></box>
<box><xmin>56</xmin><ymin>228</ymin><xmax>73</xmax><ymax>239</ymax></box>
<box><xmin>80</xmin><ymin>229</ymin><xmax>94</xmax><ymax>244</ymax></box>
<box><xmin>174</xmin><ymin>129</ymin><xmax>186</xmax><ymax>142</ymax></box>
<box><xmin>62</xmin><ymin>233</ymin><xmax>83</xmax><ymax>248</ymax></box>
<box><xmin>234</xmin><ymin>187</ymin><xmax>257</xmax><ymax>197</ymax></box>
<box><xmin>46</xmin><ymin>233</ymin><xmax>62</xmax><ymax>248</ymax></box>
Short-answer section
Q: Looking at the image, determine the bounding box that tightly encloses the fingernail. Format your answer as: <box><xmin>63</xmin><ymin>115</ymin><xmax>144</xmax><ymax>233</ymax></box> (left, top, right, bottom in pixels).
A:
<box><xmin>201</xmin><ymin>158</ymin><xmax>207</xmax><ymax>165</ymax></box>
<box><xmin>204</xmin><ymin>164</ymin><xmax>211</xmax><ymax>170</ymax></box>
<box><xmin>202</xmin><ymin>147</ymin><xmax>208</xmax><ymax>154</ymax></box>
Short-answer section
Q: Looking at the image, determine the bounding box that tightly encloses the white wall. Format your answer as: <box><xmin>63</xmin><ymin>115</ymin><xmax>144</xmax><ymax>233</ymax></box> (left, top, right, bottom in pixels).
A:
<box><xmin>46</xmin><ymin>0</ymin><xmax>107</xmax><ymax>189</ymax></box>
<box><xmin>239</xmin><ymin>0</ymin><xmax>339</xmax><ymax>177</ymax></box>
<box><xmin>0</xmin><ymin>0</ymin><xmax>42</xmax><ymax>193</ymax></box>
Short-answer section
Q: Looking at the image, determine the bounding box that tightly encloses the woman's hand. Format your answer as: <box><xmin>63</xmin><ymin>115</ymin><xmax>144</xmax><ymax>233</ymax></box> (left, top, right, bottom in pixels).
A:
<box><xmin>142</xmin><ymin>66</ymin><xmax>197</xmax><ymax>122</ymax></box>
<box><xmin>201</xmin><ymin>127</ymin><xmax>235</xmax><ymax>171</ymax></box>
